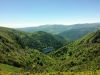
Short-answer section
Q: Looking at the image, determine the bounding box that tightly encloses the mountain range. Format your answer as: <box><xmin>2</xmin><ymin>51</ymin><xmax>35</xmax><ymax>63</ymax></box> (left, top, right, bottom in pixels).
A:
<box><xmin>16</xmin><ymin>23</ymin><xmax>100</xmax><ymax>41</ymax></box>
<box><xmin>16</xmin><ymin>23</ymin><xmax>100</xmax><ymax>34</ymax></box>
<box><xmin>58</xmin><ymin>24</ymin><xmax>100</xmax><ymax>41</ymax></box>
<box><xmin>0</xmin><ymin>23</ymin><xmax>100</xmax><ymax>74</ymax></box>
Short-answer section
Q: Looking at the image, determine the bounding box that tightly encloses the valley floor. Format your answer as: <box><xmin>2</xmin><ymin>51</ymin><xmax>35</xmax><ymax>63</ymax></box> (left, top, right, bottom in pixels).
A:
<box><xmin>0</xmin><ymin>70</ymin><xmax>100</xmax><ymax>75</ymax></box>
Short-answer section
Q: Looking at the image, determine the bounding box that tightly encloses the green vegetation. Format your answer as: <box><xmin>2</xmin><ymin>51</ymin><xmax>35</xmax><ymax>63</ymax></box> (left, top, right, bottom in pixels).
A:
<box><xmin>22</xmin><ymin>31</ymin><xmax>65</xmax><ymax>51</ymax></box>
<box><xmin>0</xmin><ymin>63</ymin><xmax>22</xmax><ymax>72</ymax></box>
<box><xmin>1</xmin><ymin>26</ymin><xmax>100</xmax><ymax>74</ymax></box>
<box><xmin>0</xmin><ymin>27</ymin><xmax>66</xmax><ymax>51</ymax></box>
<box><xmin>0</xmin><ymin>27</ymin><xmax>58</xmax><ymax>73</ymax></box>
<box><xmin>0</xmin><ymin>70</ymin><xmax>100</xmax><ymax>75</ymax></box>
<box><xmin>16</xmin><ymin>23</ymin><xmax>100</xmax><ymax>42</ymax></box>
<box><xmin>58</xmin><ymin>24</ymin><xmax>100</xmax><ymax>41</ymax></box>
<box><xmin>48</xmin><ymin>30</ymin><xmax>100</xmax><ymax>71</ymax></box>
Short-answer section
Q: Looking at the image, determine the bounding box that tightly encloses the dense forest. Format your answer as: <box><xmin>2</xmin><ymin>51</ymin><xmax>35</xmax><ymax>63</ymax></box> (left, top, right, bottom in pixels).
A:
<box><xmin>48</xmin><ymin>30</ymin><xmax>100</xmax><ymax>72</ymax></box>
<box><xmin>0</xmin><ymin>25</ymin><xmax>100</xmax><ymax>75</ymax></box>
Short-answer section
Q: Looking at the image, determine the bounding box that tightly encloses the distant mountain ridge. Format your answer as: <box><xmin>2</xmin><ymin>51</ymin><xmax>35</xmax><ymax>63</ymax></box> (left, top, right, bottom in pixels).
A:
<box><xmin>58</xmin><ymin>25</ymin><xmax>100</xmax><ymax>41</ymax></box>
<box><xmin>16</xmin><ymin>23</ymin><xmax>100</xmax><ymax>34</ymax></box>
<box><xmin>16</xmin><ymin>25</ymin><xmax>68</xmax><ymax>34</ymax></box>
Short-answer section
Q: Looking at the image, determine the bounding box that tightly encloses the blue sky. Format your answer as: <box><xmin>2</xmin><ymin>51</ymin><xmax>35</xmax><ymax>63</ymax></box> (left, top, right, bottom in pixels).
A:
<box><xmin>0</xmin><ymin>0</ymin><xmax>100</xmax><ymax>28</ymax></box>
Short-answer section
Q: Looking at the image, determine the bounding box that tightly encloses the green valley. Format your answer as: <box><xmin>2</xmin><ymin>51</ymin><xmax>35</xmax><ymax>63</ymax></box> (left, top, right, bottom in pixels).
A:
<box><xmin>1</xmin><ymin>0</ymin><xmax>100</xmax><ymax>74</ymax></box>
<box><xmin>0</xmin><ymin>27</ymin><xmax>63</xmax><ymax>73</ymax></box>
<box><xmin>0</xmin><ymin>26</ymin><xmax>100</xmax><ymax>74</ymax></box>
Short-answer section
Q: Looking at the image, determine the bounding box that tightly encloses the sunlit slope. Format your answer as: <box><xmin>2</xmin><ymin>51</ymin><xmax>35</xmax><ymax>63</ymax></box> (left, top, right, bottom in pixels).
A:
<box><xmin>0</xmin><ymin>27</ymin><xmax>56</xmax><ymax>73</ymax></box>
<box><xmin>0</xmin><ymin>70</ymin><xmax>100</xmax><ymax>75</ymax></box>
<box><xmin>48</xmin><ymin>30</ymin><xmax>100</xmax><ymax>71</ymax></box>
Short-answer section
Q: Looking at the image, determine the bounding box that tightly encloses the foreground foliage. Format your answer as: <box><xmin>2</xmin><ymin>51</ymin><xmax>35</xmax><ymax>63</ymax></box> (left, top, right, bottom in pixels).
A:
<box><xmin>0</xmin><ymin>70</ymin><xmax>100</xmax><ymax>75</ymax></box>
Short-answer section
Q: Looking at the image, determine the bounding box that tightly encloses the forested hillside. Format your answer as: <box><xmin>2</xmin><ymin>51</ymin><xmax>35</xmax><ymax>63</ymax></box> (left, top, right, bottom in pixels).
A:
<box><xmin>16</xmin><ymin>23</ymin><xmax>100</xmax><ymax>42</ymax></box>
<box><xmin>58</xmin><ymin>25</ymin><xmax>100</xmax><ymax>41</ymax></box>
<box><xmin>21</xmin><ymin>31</ymin><xmax>65</xmax><ymax>51</ymax></box>
<box><xmin>0</xmin><ymin>27</ymin><xmax>66</xmax><ymax>51</ymax></box>
<box><xmin>0</xmin><ymin>27</ymin><xmax>57</xmax><ymax>72</ymax></box>
<box><xmin>48</xmin><ymin>30</ymin><xmax>100</xmax><ymax>71</ymax></box>
<box><xmin>0</xmin><ymin>27</ymin><xmax>66</xmax><ymax>73</ymax></box>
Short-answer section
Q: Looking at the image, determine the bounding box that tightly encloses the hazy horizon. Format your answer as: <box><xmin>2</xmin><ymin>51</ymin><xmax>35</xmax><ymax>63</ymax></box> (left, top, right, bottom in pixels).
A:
<box><xmin>0</xmin><ymin>0</ymin><xmax>100</xmax><ymax>28</ymax></box>
<box><xmin>0</xmin><ymin>22</ymin><xmax>100</xmax><ymax>28</ymax></box>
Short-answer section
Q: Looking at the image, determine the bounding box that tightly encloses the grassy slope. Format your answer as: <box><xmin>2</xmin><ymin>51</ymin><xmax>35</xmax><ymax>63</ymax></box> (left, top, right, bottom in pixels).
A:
<box><xmin>0</xmin><ymin>63</ymin><xmax>22</xmax><ymax>72</ymax></box>
<box><xmin>0</xmin><ymin>70</ymin><xmax>100</xmax><ymax>75</ymax></box>
<box><xmin>48</xmin><ymin>30</ymin><xmax>100</xmax><ymax>72</ymax></box>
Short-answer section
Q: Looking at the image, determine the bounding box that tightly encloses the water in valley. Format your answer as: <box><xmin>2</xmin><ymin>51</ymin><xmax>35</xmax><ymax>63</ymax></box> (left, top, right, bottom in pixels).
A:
<box><xmin>41</xmin><ymin>48</ymin><xmax>54</xmax><ymax>54</ymax></box>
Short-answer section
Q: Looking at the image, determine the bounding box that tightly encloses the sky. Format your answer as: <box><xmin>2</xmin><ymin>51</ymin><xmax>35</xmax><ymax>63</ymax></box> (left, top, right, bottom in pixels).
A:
<box><xmin>0</xmin><ymin>0</ymin><xmax>100</xmax><ymax>28</ymax></box>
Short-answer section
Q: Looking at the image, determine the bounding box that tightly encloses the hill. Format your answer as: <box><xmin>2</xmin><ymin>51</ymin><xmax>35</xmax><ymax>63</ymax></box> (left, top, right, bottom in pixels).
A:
<box><xmin>58</xmin><ymin>25</ymin><xmax>100</xmax><ymax>41</ymax></box>
<box><xmin>0</xmin><ymin>27</ymin><xmax>66</xmax><ymax>51</ymax></box>
<box><xmin>16</xmin><ymin>23</ymin><xmax>100</xmax><ymax>34</ymax></box>
<box><xmin>1</xmin><ymin>26</ymin><xmax>100</xmax><ymax>73</ymax></box>
<box><xmin>21</xmin><ymin>31</ymin><xmax>66</xmax><ymax>51</ymax></box>
<box><xmin>16</xmin><ymin>25</ymin><xmax>68</xmax><ymax>34</ymax></box>
<box><xmin>48</xmin><ymin>30</ymin><xmax>100</xmax><ymax>72</ymax></box>
<box><xmin>0</xmin><ymin>27</ymin><xmax>68</xmax><ymax>73</ymax></box>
